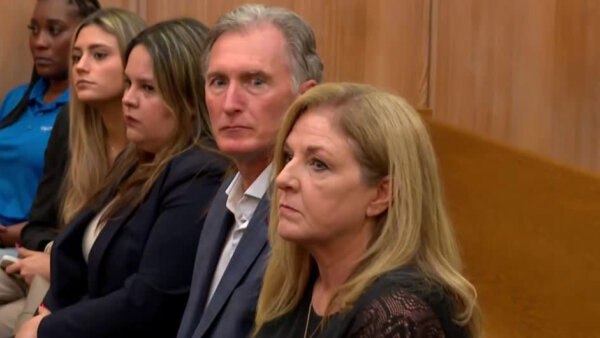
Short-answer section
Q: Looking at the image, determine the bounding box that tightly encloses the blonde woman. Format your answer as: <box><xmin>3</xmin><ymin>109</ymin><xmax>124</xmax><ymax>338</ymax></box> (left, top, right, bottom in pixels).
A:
<box><xmin>61</xmin><ymin>7</ymin><xmax>148</xmax><ymax>224</ymax></box>
<box><xmin>20</xmin><ymin>7</ymin><xmax>146</xmax><ymax>257</ymax></box>
<box><xmin>254</xmin><ymin>83</ymin><xmax>481</xmax><ymax>337</ymax></box>
<box><xmin>17</xmin><ymin>18</ymin><xmax>227</xmax><ymax>338</ymax></box>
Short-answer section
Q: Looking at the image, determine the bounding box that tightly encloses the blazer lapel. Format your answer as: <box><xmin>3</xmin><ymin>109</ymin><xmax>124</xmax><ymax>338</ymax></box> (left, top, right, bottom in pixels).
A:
<box><xmin>178</xmin><ymin>181</ymin><xmax>234</xmax><ymax>338</ymax></box>
<box><xmin>52</xmin><ymin>206</ymin><xmax>101</xmax><ymax>268</ymax></box>
<box><xmin>191</xmin><ymin>196</ymin><xmax>235</xmax><ymax>313</ymax></box>
<box><xmin>194</xmin><ymin>194</ymin><xmax>270</xmax><ymax>337</ymax></box>
<box><xmin>55</xmin><ymin>208</ymin><xmax>96</xmax><ymax>246</ymax></box>
<box><xmin>51</xmin><ymin>208</ymin><xmax>96</xmax><ymax>272</ymax></box>
<box><xmin>47</xmin><ymin>208</ymin><xmax>96</xmax><ymax>309</ymax></box>
<box><xmin>86</xmin><ymin>204</ymin><xmax>137</xmax><ymax>292</ymax></box>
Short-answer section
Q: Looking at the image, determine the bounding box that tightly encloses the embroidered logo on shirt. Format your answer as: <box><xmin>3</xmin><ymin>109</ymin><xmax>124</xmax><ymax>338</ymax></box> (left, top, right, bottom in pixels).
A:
<box><xmin>40</xmin><ymin>126</ymin><xmax>53</xmax><ymax>132</ymax></box>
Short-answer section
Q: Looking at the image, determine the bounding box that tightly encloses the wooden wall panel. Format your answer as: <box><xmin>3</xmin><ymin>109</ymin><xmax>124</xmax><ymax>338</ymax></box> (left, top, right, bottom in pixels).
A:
<box><xmin>431</xmin><ymin>0</ymin><xmax>600</xmax><ymax>172</ymax></box>
<box><xmin>363</xmin><ymin>0</ymin><xmax>430</xmax><ymax>107</ymax></box>
<box><xmin>140</xmin><ymin>0</ymin><xmax>293</xmax><ymax>27</ymax></box>
<box><xmin>139</xmin><ymin>0</ymin><xmax>430</xmax><ymax>108</ymax></box>
<box><xmin>101</xmin><ymin>0</ymin><xmax>138</xmax><ymax>11</ymax></box>
<box><xmin>3</xmin><ymin>1</ymin><xmax>598</xmax><ymax>172</ymax></box>
<box><xmin>0</xmin><ymin>1</ymin><xmax>36</xmax><ymax>100</ymax></box>
<box><xmin>427</xmin><ymin>116</ymin><xmax>600</xmax><ymax>337</ymax></box>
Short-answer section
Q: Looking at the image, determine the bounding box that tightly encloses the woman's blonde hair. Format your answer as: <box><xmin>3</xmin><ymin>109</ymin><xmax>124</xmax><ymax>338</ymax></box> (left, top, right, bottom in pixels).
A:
<box><xmin>255</xmin><ymin>83</ymin><xmax>481</xmax><ymax>336</ymax></box>
<box><xmin>62</xmin><ymin>8</ymin><xmax>146</xmax><ymax>224</ymax></box>
<box><xmin>96</xmin><ymin>18</ymin><xmax>216</xmax><ymax>221</ymax></box>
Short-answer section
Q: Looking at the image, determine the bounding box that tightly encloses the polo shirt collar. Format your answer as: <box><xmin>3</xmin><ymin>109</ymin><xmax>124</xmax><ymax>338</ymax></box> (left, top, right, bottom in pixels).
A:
<box><xmin>28</xmin><ymin>78</ymin><xmax>70</xmax><ymax>109</ymax></box>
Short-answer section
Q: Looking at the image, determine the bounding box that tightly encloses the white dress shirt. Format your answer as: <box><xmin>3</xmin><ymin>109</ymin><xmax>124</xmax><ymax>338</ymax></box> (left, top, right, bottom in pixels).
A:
<box><xmin>206</xmin><ymin>164</ymin><xmax>273</xmax><ymax>303</ymax></box>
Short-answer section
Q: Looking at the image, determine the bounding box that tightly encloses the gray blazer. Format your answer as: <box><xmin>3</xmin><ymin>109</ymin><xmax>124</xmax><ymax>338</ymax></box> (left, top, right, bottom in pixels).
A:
<box><xmin>177</xmin><ymin>176</ymin><xmax>271</xmax><ymax>338</ymax></box>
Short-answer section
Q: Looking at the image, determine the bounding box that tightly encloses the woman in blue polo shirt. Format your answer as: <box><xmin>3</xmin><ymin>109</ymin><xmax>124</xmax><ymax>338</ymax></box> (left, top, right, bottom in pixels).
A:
<box><xmin>0</xmin><ymin>0</ymin><xmax>100</xmax><ymax>248</ymax></box>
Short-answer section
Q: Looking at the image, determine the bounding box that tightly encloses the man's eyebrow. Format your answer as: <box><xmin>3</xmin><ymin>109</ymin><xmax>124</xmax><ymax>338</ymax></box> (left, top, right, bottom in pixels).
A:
<box><xmin>205</xmin><ymin>70</ymin><xmax>225</xmax><ymax>78</ymax></box>
<box><xmin>244</xmin><ymin>70</ymin><xmax>268</xmax><ymax>76</ymax></box>
<box><xmin>241</xmin><ymin>70</ymin><xmax>271</xmax><ymax>81</ymax></box>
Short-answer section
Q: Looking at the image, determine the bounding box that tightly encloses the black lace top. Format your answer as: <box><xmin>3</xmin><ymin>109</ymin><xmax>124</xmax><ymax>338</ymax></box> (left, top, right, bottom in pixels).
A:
<box><xmin>256</xmin><ymin>267</ymin><xmax>469</xmax><ymax>338</ymax></box>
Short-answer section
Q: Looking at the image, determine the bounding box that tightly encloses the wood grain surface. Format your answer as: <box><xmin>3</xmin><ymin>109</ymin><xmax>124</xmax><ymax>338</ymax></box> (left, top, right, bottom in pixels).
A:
<box><xmin>426</xmin><ymin>115</ymin><xmax>600</xmax><ymax>337</ymax></box>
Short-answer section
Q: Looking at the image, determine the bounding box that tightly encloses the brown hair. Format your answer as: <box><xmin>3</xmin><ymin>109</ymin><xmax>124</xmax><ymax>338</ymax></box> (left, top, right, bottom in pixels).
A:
<box><xmin>98</xmin><ymin>18</ymin><xmax>216</xmax><ymax>222</ymax></box>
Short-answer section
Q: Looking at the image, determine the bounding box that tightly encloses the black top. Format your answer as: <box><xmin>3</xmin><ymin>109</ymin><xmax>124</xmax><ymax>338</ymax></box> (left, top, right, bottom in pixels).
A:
<box><xmin>21</xmin><ymin>105</ymin><xmax>69</xmax><ymax>251</ymax></box>
<box><xmin>256</xmin><ymin>267</ymin><xmax>469</xmax><ymax>338</ymax></box>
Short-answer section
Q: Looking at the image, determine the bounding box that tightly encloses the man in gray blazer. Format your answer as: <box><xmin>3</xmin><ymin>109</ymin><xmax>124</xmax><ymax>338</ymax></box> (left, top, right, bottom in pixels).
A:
<box><xmin>176</xmin><ymin>4</ymin><xmax>323</xmax><ymax>338</ymax></box>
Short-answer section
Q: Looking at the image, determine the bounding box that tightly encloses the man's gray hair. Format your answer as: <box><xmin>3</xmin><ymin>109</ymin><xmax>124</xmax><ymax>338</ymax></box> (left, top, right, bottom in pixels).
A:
<box><xmin>202</xmin><ymin>4</ymin><xmax>324</xmax><ymax>89</ymax></box>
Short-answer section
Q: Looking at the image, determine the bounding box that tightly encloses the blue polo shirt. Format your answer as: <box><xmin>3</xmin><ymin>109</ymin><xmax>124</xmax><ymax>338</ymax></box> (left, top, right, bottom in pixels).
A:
<box><xmin>0</xmin><ymin>79</ymin><xmax>69</xmax><ymax>226</ymax></box>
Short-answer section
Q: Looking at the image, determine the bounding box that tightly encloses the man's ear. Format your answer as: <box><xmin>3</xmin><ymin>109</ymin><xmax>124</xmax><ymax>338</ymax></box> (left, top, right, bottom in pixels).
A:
<box><xmin>366</xmin><ymin>177</ymin><xmax>391</xmax><ymax>218</ymax></box>
<box><xmin>298</xmin><ymin>79</ymin><xmax>317</xmax><ymax>94</ymax></box>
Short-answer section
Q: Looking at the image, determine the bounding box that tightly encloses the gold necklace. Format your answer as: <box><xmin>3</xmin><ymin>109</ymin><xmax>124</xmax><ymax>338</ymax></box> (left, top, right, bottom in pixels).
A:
<box><xmin>303</xmin><ymin>299</ymin><xmax>319</xmax><ymax>338</ymax></box>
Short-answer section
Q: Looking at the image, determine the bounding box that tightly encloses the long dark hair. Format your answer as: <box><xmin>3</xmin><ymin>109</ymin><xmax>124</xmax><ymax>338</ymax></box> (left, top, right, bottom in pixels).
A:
<box><xmin>98</xmin><ymin>18</ymin><xmax>215</xmax><ymax>222</ymax></box>
<box><xmin>0</xmin><ymin>0</ymin><xmax>100</xmax><ymax>130</ymax></box>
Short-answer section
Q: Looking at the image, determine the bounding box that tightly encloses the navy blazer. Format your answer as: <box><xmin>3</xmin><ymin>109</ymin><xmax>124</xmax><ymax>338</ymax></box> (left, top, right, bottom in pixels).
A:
<box><xmin>39</xmin><ymin>147</ymin><xmax>227</xmax><ymax>338</ymax></box>
<box><xmin>177</xmin><ymin>175</ymin><xmax>271</xmax><ymax>338</ymax></box>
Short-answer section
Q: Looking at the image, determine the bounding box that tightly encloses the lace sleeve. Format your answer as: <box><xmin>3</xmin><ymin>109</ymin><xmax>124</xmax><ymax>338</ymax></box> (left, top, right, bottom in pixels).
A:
<box><xmin>349</xmin><ymin>289</ymin><xmax>446</xmax><ymax>338</ymax></box>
